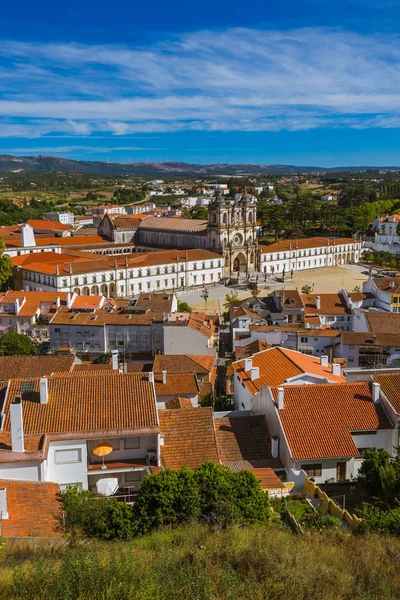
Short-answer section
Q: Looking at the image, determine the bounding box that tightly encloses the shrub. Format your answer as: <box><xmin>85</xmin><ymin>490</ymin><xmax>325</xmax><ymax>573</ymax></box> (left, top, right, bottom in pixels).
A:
<box><xmin>355</xmin><ymin>503</ymin><xmax>400</xmax><ymax>536</ymax></box>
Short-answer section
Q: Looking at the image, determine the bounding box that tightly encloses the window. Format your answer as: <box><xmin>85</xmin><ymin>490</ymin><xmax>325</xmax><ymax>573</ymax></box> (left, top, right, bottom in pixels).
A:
<box><xmin>300</xmin><ymin>337</ymin><xmax>308</xmax><ymax>343</ymax></box>
<box><xmin>124</xmin><ymin>437</ymin><xmax>140</xmax><ymax>449</ymax></box>
<box><xmin>125</xmin><ymin>471</ymin><xmax>141</xmax><ymax>483</ymax></box>
<box><xmin>62</xmin><ymin>279</ymin><xmax>67</xmax><ymax>287</ymax></box>
<box><xmin>119</xmin><ymin>272</ymin><xmax>124</xmax><ymax>279</ymax></box>
<box><xmin>83</xmin><ymin>277</ymin><xmax>87</xmax><ymax>285</ymax></box>
<box><xmin>55</xmin><ymin>448</ymin><xmax>82</xmax><ymax>464</ymax></box>
<box><xmin>193</xmin><ymin>263</ymin><xmax>197</xmax><ymax>270</ymax></box>
<box><xmin>156</xmin><ymin>280</ymin><xmax>160</xmax><ymax>288</ymax></box>
<box><xmin>74</xmin><ymin>278</ymin><xmax>78</xmax><ymax>285</ymax></box>
<box><xmin>348</xmin><ymin>356</ymin><xmax>354</xmax><ymax>363</ymax></box>
<box><xmin>301</xmin><ymin>464</ymin><xmax>322</xmax><ymax>477</ymax></box>
<box><xmin>55</xmin><ymin>328</ymin><xmax>60</xmax><ymax>333</ymax></box>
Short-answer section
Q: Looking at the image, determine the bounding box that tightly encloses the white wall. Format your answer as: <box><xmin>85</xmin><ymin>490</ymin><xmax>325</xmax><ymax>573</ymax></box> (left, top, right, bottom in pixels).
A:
<box><xmin>46</xmin><ymin>439</ymin><xmax>88</xmax><ymax>489</ymax></box>
<box><xmin>0</xmin><ymin>461</ymin><xmax>42</xmax><ymax>481</ymax></box>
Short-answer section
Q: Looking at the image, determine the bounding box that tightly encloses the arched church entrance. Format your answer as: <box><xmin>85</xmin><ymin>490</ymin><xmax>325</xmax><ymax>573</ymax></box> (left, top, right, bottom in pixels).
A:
<box><xmin>233</xmin><ymin>252</ymin><xmax>247</xmax><ymax>273</ymax></box>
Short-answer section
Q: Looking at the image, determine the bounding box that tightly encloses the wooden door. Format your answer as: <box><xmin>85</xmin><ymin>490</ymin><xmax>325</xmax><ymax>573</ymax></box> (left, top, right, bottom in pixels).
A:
<box><xmin>336</xmin><ymin>462</ymin><xmax>346</xmax><ymax>481</ymax></box>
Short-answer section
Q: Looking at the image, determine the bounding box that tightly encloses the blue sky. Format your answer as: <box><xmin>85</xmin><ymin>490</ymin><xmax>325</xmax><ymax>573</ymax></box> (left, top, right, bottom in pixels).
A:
<box><xmin>1</xmin><ymin>0</ymin><xmax>400</xmax><ymax>166</ymax></box>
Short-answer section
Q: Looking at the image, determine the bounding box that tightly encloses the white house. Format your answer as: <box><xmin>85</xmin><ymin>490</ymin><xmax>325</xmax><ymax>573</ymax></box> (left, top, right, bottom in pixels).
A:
<box><xmin>253</xmin><ymin>382</ymin><xmax>394</xmax><ymax>484</ymax></box>
<box><xmin>232</xmin><ymin>347</ymin><xmax>345</xmax><ymax>411</ymax></box>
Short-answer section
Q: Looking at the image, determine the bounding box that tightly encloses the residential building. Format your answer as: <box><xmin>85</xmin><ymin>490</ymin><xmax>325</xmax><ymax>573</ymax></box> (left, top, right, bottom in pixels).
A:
<box><xmin>153</xmin><ymin>354</ymin><xmax>216</xmax><ymax>397</ymax></box>
<box><xmin>255</xmin><ymin>382</ymin><xmax>394</xmax><ymax>483</ymax></box>
<box><xmin>337</xmin><ymin>331</ymin><xmax>400</xmax><ymax>369</ymax></box>
<box><xmin>363</xmin><ymin>276</ymin><xmax>400</xmax><ymax>312</ymax></box>
<box><xmin>301</xmin><ymin>292</ymin><xmax>352</xmax><ymax>330</ymax></box>
<box><xmin>0</xmin><ymin>371</ymin><xmax>161</xmax><ymax>493</ymax></box>
<box><xmin>92</xmin><ymin>205</ymin><xmax>127</xmax><ymax>216</ymax></box>
<box><xmin>49</xmin><ymin>304</ymin><xmax>165</xmax><ymax>356</ymax></box>
<box><xmin>154</xmin><ymin>372</ymin><xmax>200</xmax><ymax>407</ymax></box>
<box><xmin>232</xmin><ymin>347</ymin><xmax>345</xmax><ymax>411</ymax></box>
<box><xmin>43</xmin><ymin>212</ymin><xmax>75</xmax><ymax>227</ymax></box>
<box><xmin>164</xmin><ymin>312</ymin><xmax>218</xmax><ymax>356</ymax></box>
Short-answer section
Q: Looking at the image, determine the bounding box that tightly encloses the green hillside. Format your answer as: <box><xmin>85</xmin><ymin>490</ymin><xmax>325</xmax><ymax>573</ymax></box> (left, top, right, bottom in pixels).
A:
<box><xmin>2</xmin><ymin>524</ymin><xmax>400</xmax><ymax>600</ymax></box>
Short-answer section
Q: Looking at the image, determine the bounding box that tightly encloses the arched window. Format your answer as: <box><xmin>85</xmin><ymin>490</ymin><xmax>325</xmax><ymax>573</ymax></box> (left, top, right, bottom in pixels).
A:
<box><xmin>248</xmin><ymin>212</ymin><xmax>253</xmax><ymax>222</ymax></box>
<box><xmin>223</xmin><ymin>213</ymin><xmax>227</xmax><ymax>225</ymax></box>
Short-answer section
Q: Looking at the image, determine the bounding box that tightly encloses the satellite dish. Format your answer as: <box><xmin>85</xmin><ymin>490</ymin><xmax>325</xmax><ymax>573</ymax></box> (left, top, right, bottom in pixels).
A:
<box><xmin>96</xmin><ymin>477</ymin><xmax>119</xmax><ymax>497</ymax></box>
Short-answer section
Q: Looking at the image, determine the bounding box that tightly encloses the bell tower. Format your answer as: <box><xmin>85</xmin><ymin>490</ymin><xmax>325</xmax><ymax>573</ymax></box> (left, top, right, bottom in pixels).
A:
<box><xmin>207</xmin><ymin>190</ymin><xmax>259</xmax><ymax>278</ymax></box>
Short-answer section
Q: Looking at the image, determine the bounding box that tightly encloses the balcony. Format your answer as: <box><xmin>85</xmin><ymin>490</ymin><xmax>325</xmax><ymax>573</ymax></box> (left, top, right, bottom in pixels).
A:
<box><xmin>87</xmin><ymin>457</ymin><xmax>151</xmax><ymax>475</ymax></box>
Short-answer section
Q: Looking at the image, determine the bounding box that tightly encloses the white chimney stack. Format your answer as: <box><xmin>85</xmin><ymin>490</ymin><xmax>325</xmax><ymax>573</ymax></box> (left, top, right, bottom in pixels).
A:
<box><xmin>66</xmin><ymin>292</ymin><xmax>72</xmax><ymax>308</ymax></box>
<box><xmin>148</xmin><ymin>371</ymin><xmax>154</xmax><ymax>383</ymax></box>
<box><xmin>277</xmin><ymin>387</ymin><xmax>284</xmax><ymax>410</ymax></box>
<box><xmin>250</xmin><ymin>366</ymin><xmax>260</xmax><ymax>381</ymax></box>
<box><xmin>316</xmin><ymin>296</ymin><xmax>321</xmax><ymax>310</ymax></box>
<box><xmin>332</xmin><ymin>363</ymin><xmax>341</xmax><ymax>376</ymax></box>
<box><xmin>56</xmin><ymin>296</ymin><xmax>61</xmax><ymax>310</ymax></box>
<box><xmin>271</xmin><ymin>436</ymin><xmax>279</xmax><ymax>459</ymax></box>
<box><xmin>372</xmin><ymin>382</ymin><xmax>380</xmax><ymax>403</ymax></box>
<box><xmin>10</xmin><ymin>396</ymin><xmax>24</xmax><ymax>452</ymax></box>
<box><xmin>320</xmin><ymin>355</ymin><xmax>329</xmax><ymax>367</ymax></box>
<box><xmin>244</xmin><ymin>358</ymin><xmax>252</xmax><ymax>372</ymax></box>
<box><xmin>14</xmin><ymin>298</ymin><xmax>20</xmax><ymax>315</ymax></box>
<box><xmin>123</xmin><ymin>363</ymin><xmax>128</xmax><ymax>374</ymax></box>
<box><xmin>111</xmin><ymin>350</ymin><xmax>118</xmax><ymax>371</ymax></box>
<box><xmin>162</xmin><ymin>370</ymin><xmax>167</xmax><ymax>384</ymax></box>
<box><xmin>40</xmin><ymin>377</ymin><xmax>48</xmax><ymax>404</ymax></box>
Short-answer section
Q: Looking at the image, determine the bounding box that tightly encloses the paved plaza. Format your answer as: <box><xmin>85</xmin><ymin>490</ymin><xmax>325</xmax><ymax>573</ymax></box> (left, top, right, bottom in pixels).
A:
<box><xmin>177</xmin><ymin>264</ymin><xmax>370</xmax><ymax>314</ymax></box>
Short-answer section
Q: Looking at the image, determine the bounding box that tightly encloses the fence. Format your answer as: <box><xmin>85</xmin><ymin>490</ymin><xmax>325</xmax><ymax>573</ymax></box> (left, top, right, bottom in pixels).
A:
<box><xmin>304</xmin><ymin>477</ymin><xmax>361</xmax><ymax>530</ymax></box>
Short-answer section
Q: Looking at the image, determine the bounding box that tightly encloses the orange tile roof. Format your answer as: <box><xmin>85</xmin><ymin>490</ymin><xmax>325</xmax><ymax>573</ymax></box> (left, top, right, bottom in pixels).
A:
<box><xmin>0</xmin><ymin>355</ymin><xmax>75</xmax><ymax>381</ymax></box>
<box><xmin>153</xmin><ymin>355</ymin><xmax>214</xmax><ymax>375</ymax></box>
<box><xmin>0</xmin><ymin>480</ymin><xmax>61</xmax><ymax>537</ymax></box>
<box><xmin>301</xmin><ymin>293</ymin><xmax>349</xmax><ymax>315</ymax></box>
<box><xmin>260</xmin><ymin>237</ymin><xmax>355</xmax><ymax>254</ymax></box>
<box><xmin>366</xmin><ymin>312</ymin><xmax>400</xmax><ymax>335</ymax></box>
<box><xmin>70</xmin><ymin>295</ymin><xmax>104</xmax><ymax>310</ymax></box>
<box><xmin>248</xmin><ymin>468</ymin><xmax>285</xmax><ymax>490</ymax></box>
<box><xmin>135</xmin><ymin>292</ymin><xmax>175</xmax><ymax>312</ymax></box>
<box><xmin>214</xmin><ymin>415</ymin><xmax>273</xmax><ymax>464</ymax></box>
<box><xmin>154</xmin><ymin>372</ymin><xmax>199</xmax><ymax>397</ymax></box>
<box><xmin>272</xmin><ymin>382</ymin><xmax>393</xmax><ymax>460</ymax></box>
<box><xmin>3</xmin><ymin>372</ymin><xmax>158</xmax><ymax>435</ymax></box>
<box><xmin>342</xmin><ymin>331</ymin><xmax>400</xmax><ymax>347</ymax></box>
<box><xmin>159</xmin><ymin>407</ymin><xmax>219</xmax><ymax>468</ymax></box>
<box><xmin>373</xmin><ymin>373</ymin><xmax>400</xmax><ymax>414</ymax></box>
<box><xmin>233</xmin><ymin>347</ymin><xmax>345</xmax><ymax>395</ymax></box>
<box><xmin>235</xmin><ymin>340</ymin><xmax>269</xmax><ymax>361</ymax></box>
<box><xmin>26</xmin><ymin>219</ymin><xmax>72</xmax><ymax>231</ymax></box>
<box><xmin>50</xmin><ymin>306</ymin><xmax>165</xmax><ymax>326</ymax></box>
<box><xmin>372</xmin><ymin>277</ymin><xmax>400</xmax><ymax>294</ymax></box>
<box><xmin>164</xmin><ymin>397</ymin><xmax>194</xmax><ymax>409</ymax></box>
<box><xmin>0</xmin><ymin>290</ymin><xmax>70</xmax><ymax>318</ymax></box>
<box><xmin>139</xmin><ymin>216</ymin><xmax>208</xmax><ymax>232</ymax></box>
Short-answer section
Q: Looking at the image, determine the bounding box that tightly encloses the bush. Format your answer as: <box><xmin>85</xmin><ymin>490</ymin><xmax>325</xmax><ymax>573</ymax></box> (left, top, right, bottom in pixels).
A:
<box><xmin>177</xmin><ymin>300</ymin><xmax>192</xmax><ymax>313</ymax></box>
<box><xmin>355</xmin><ymin>503</ymin><xmax>400</xmax><ymax>536</ymax></box>
<box><xmin>0</xmin><ymin>332</ymin><xmax>38</xmax><ymax>356</ymax></box>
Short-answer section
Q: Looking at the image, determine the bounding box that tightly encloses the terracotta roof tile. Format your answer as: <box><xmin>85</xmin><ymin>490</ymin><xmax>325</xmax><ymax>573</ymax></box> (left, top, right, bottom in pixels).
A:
<box><xmin>374</xmin><ymin>372</ymin><xmax>400</xmax><ymax>413</ymax></box>
<box><xmin>366</xmin><ymin>312</ymin><xmax>400</xmax><ymax>335</ymax></box>
<box><xmin>272</xmin><ymin>382</ymin><xmax>393</xmax><ymax>460</ymax></box>
<box><xmin>154</xmin><ymin>372</ymin><xmax>199</xmax><ymax>397</ymax></box>
<box><xmin>301</xmin><ymin>293</ymin><xmax>350</xmax><ymax>315</ymax></box>
<box><xmin>3</xmin><ymin>372</ymin><xmax>158</xmax><ymax>435</ymax></box>
<box><xmin>342</xmin><ymin>331</ymin><xmax>400</xmax><ymax>346</ymax></box>
<box><xmin>235</xmin><ymin>340</ymin><xmax>269</xmax><ymax>361</ymax></box>
<box><xmin>0</xmin><ymin>480</ymin><xmax>61</xmax><ymax>537</ymax></box>
<box><xmin>0</xmin><ymin>355</ymin><xmax>75</xmax><ymax>381</ymax></box>
<box><xmin>261</xmin><ymin>237</ymin><xmax>355</xmax><ymax>254</ymax></box>
<box><xmin>159</xmin><ymin>407</ymin><xmax>219</xmax><ymax>468</ymax></box>
<box><xmin>233</xmin><ymin>347</ymin><xmax>345</xmax><ymax>395</ymax></box>
<box><xmin>164</xmin><ymin>397</ymin><xmax>194</xmax><ymax>409</ymax></box>
<box><xmin>153</xmin><ymin>355</ymin><xmax>213</xmax><ymax>375</ymax></box>
<box><xmin>135</xmin><ymin>292</ymin><xmax>175</xmax><ymax>312</ymax></box>
<box><xmin>214</xmin><ymin>415</ymin><xmax>273</xmax><ymax>463</ymax></box>
<box><xmin>139</xmin><ymin>217</ymin><xmax>208</xmax><ymax>232</ymax></box>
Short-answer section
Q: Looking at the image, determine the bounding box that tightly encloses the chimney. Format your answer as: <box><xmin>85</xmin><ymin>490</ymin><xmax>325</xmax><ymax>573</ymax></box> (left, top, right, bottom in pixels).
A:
<box><xmin>40</xmin><ymin>377</ymin><xmax>48</xmax><ymax>404</ymax></box>
<box><xmin>391</xmin><ymin>280</ymin><xmax>395</xmax><ymax>288</ymax></box>
<box><xmin>250</xmin><ymin>366</ymin><xmax>260</xmax><ymax>381</ymax></box>
<box><xmin>0</xmin><ymin>488</ymin><xmax>8</xmax><ymax>520</ymax></box>
<box><xmin>271</xmin><ymin>436</ymin><xmax>279</xmax><ymax>459</ymax></box>
<box><xmin>277</xmin><ymin>387</ymin><xmax>284</xmax><ymax>410</ymax></box>
<box><xmin>56</xmin><ymin>296</ymin><xmax>61</xmax><ymax>310</ymax></box>
<box><xmin>331</xmin><ymin>363</ymin><xmax>341</xmax><ymax>376</ymax></box>
<box><xmin>244</xmin><ymin>358</ymin><xmax>252</xmax><ymax>372</ymax></box>
<box><xmin>320</xmin><ymin>355</ymin><xmax>329</xmax><ymax>367</ymax></box>
<box><xmin>372</xmin><ymin>382</ymin><xmax>380</xmax><ymax>403</ymax></box>
<box><xmin>373</xmin><ymin>335</ymin><xmax>377</xmax><ymax>344</ymax></box>
<box><xmin>66</xmin><ymin>292</ymin><xmax>72</xmax><ymax>307</ymax></box>
<box><xmin>148</xmin><ymin>371</ymin><xmax>154</xmax><ymax>383</ymax></box>
<box><xmin>123</xmin><ymin>363</ymin><xmax>128</xmax><ymax>374</ymax></box>
<box><xmin>162</xmin><ymin>370</ymin><xmax>167</xmax><ymax>384</ymax></box>
<box><xmin>14</xmin><ymin>298</ymin><xmax>20</xmax><ymax>315</ymax></box>
<box><xmin>315</xmin><ymin>296</ymin><xmax>321</xmax><ymax>310</ymax></box>
<box><xmin>111</xmin><ymin>350</ymin><xmax>118</xmax><ymax>371</ymax></box>
<box><xmin>10</xmin><ymin>396</ymin><xmax>24</xmax><ymax>452</ymax></box>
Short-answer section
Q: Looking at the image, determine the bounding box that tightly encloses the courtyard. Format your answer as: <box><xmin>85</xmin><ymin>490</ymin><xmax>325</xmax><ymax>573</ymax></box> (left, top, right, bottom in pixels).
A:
<box><xmin>177</xmin><ymin>264</ymin><xmax>370</xmax><ymax>314</ymax></box>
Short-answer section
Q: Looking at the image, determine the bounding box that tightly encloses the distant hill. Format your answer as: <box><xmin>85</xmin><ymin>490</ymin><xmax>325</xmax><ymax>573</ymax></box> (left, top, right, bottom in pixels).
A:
<box><xmin>0</xmin><ymin>154</ymin><xmax>398</xmax><ymax>176</ymax></box>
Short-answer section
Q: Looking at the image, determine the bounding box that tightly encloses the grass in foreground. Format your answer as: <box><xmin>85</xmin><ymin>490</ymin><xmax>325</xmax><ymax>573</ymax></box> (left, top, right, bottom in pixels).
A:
<box><xmin>1</xmin><ymin>524</ymin><xmax>400</xmax><ymax>599</ymax></box>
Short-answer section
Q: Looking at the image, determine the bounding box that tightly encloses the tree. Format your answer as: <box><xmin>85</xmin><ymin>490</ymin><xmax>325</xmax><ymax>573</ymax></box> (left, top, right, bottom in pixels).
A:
<box><xmin>358</xmin><ymin>447</ymin><xmax>400</xmax><ymax>503</ymax></box>
<box><xmin>225</xmin><ymin>290</ymin><xmax>239</xmax><ymax>305</ymax></box>
<box><xmin>201</xmin><ymin>287</ymin><xmax>209</xmax><ymax>310</ymax></box>
<box><xmin>190</xmin><ymin>206</ymin><xmax>208</xmax><ymax>220</ymax></box>
<box><xmin>251</xmin><ymin>286</ymin><xmax>261</xmax><ymax>298</ymax></box>
<box><xmin>0</xmin><ymin>238</ymin><xmax>12</xmax><ymax>288</ymax></box>
<box><xmin>352</xmin><ymin>286</ymin><xmax>361</xmax><ymax>293</ymax></box>
<box><xmin>301</xmin><ymin>284</ymin><xmax>312</xmax><ymax>294</ymax></box>
<box><xmin>177</xmin><ymin>300</ymin><xmax>193</xmax><ymax>313</ymax></box>
<box><xmin>0</xmin><ymin>333</ymin><xmax>38</xmax><ymax>356</ymax></box>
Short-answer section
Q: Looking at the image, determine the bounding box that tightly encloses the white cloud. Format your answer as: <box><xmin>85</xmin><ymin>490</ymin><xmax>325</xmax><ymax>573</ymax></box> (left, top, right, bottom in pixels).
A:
<box><xmin>1</xmin><ymin>28</ymin><xmax>400</xmax><ymax>135</ymax></box>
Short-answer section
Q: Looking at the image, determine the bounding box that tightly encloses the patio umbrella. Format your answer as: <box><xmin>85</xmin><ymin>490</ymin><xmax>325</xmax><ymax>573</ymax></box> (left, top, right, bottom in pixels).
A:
<box><xmin>96</xmin><ymin>477</ymin><xmax>119</xmax><ymax>497</ymax></box>
<box><xmin>92</xmin><ymin>442</ymin><xmax>113</xmax><ymax>469</ymax></box>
